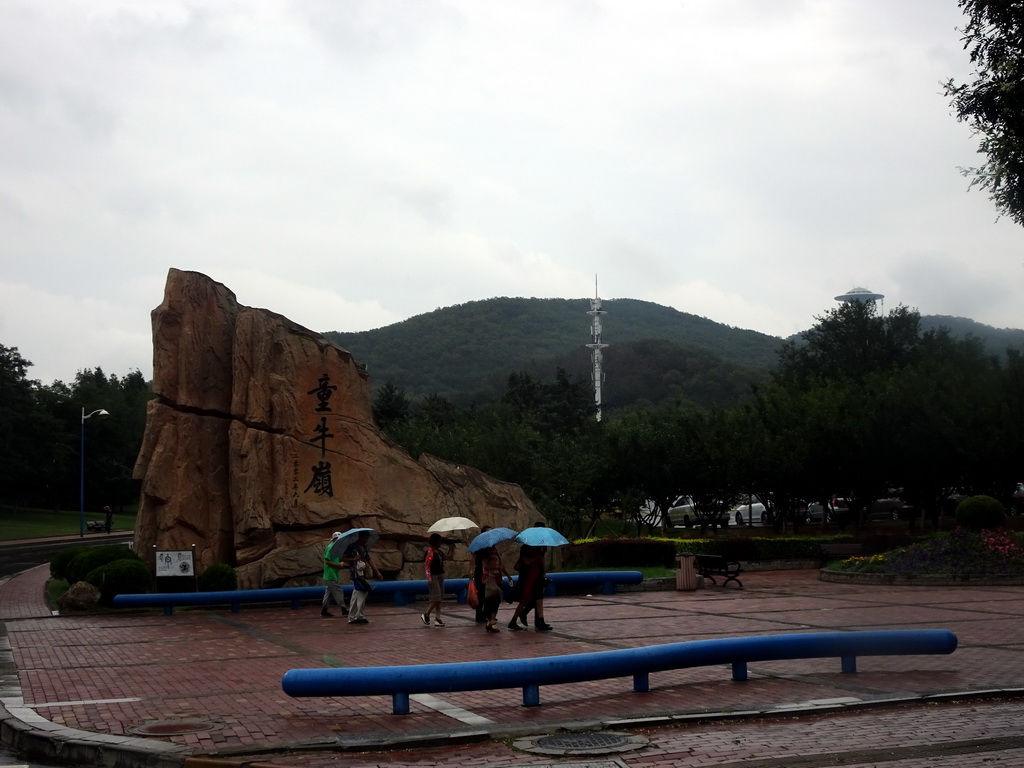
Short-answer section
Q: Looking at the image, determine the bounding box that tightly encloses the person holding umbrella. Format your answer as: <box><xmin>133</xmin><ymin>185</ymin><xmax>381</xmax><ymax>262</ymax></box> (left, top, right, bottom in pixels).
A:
<box><xmin>421</xmin><ymin>533</ymin><xmax>454</xmax><ymax>627</ymax></box>
<box><xmin>508</xmin><ymin>522</ymin><xmax>567</xmax><ymax>632</ymax></box>
<box><xmin>472</xmin><ymin>525</ymin><xmax>492</xmax><ymax>623</ymax></box>
<box><xmin>479</xmin><ymin>545</ymin><xmax>512</xmax><ymax>633</ymax></box>
<box><xmin>509</xmin><ymin>543</ymin><xmax>551</xmax><ymax>631</ymax></box>
<box><xmin>467</xmin><ymin>526</ymin><xmax>520</xmax><ymax>629</ymax></box>
<box><xmin>320</xmin><ymin>531</ymin><xmax>348</xmax><ymax>618</ymax></box>
<box><xmin>341</xmin><ymin>530</ymin><xmax>382</xmax><ymax>624</ymax></box>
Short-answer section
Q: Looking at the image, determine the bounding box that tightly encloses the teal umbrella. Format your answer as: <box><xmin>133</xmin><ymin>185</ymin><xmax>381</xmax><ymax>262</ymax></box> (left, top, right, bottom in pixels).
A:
<box><xmin>328</xmin><ymin>528</ymin><xmax>379</xmax><ymax>560</ymax></box>
<box><xmin>514</xmin><ymin>526</ymin><xmax>569</xmax><ymax>547</ymax></box>
<box><xmin>467</xmin><ymin>527</ymin><xmax>519</xmax><ymax>553</ymax></box>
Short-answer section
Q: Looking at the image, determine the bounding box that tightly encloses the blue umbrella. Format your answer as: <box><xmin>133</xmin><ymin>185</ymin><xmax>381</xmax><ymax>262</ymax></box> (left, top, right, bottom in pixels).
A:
<box><xmin>328</xmin><ymin>528</ymin><xmax>379</xmax><ymax>560</ymax></box>
<box><xmin>514</xmin><ymin>526</ymin><xmax>569</xmax><ymax>547</ymax></box>
<box><xmin>467</xmin><ymin>527</ymin><xmax>519</xmax><ymax>553</ymax></box>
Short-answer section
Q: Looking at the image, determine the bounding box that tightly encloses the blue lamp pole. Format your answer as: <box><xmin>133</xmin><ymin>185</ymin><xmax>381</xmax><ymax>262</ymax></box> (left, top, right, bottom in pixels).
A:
<box><xmin>79</xmin><ymin>407</ymin><xmax>110</xmax><ymax>537</ymax></box>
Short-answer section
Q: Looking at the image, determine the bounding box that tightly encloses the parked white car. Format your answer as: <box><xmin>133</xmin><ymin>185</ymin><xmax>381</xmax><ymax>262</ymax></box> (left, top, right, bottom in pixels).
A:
<box><xmin>668</xmin><ymin>498</ymin><xmax>731</xmax><ymax>527</ymax></box>
<box><xmin>731</xmin><ymin>498</ymin><xmax>767</xmax><ymax>525</ymax></box>
<box><xmin>807</xmin><ymin>497</ymin><xmax>849</xmax><ymax>523</ymax></box>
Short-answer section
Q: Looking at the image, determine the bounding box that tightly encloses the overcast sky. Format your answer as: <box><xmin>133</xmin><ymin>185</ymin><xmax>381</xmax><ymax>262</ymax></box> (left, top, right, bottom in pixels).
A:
<box><xmin>2</xmin><ymin>0</ymin><xmax>1021</xmax><ymax>386</ymax></box>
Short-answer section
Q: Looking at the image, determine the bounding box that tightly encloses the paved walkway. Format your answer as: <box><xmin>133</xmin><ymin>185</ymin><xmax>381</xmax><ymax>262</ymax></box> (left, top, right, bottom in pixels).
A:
<box><xmin>3</xmin><ymin>564</ymin><xmax>1024</xmax><ymax>767</ymax></box>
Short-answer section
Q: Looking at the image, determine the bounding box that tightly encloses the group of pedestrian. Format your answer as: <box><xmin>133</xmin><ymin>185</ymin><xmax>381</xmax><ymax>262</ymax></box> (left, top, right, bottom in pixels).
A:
<box><xmin>469</xmin><ymin>523</ymin><xmax>552</xmax><ymax>632</ymax></box>
<box><xmin>321</xmin><ymin>529</ymin><xmax>382</xmax><ymax>625</ymax></box>
<box><xmin>320</xmin><ymin>524</ymin><xmax>554</xmax><ymax>632</ymax></box>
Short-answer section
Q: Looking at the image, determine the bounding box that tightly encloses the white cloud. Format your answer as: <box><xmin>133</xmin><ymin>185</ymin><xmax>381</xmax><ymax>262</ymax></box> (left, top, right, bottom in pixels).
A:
<box><xmin>2</xmin><ymin>0</ymin><xmax>1023</xmax><ymax>385</ymax></box>
<box><xmin>0</xmin><ymin>280</ymin><xmax>152</xmax><ymax>385</ymax></box>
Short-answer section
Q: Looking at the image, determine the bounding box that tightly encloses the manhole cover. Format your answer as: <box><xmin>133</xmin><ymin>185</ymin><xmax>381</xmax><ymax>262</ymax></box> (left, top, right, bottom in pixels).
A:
<box><xmin>515</xmin><ymin>730</ymin><xmax>648</xmax><ymax>756</ymax></box>
<box><xmin>537</xmin><ymin>733</ymin><xmax>630</xmax><ymax>750</ymax></box>
<box><xmin>128</xmin><ymin>718</ymin><xmax>219</xmax><ymax>736</ymax></box>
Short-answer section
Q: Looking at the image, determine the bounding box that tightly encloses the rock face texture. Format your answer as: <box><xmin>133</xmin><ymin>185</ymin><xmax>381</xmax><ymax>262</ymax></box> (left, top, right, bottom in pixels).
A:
<box><xmin>133</xmin><ymin>269</ymin><xmax>542</xmax><ymax>588</ymax></box>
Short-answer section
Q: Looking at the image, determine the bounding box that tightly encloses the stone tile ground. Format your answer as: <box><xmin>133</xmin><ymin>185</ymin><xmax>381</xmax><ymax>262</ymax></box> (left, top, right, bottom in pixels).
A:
<box><xmin>4</xmin><ymin>565</ymin><xmax>1024</xmax><ymax>766</ymax></box>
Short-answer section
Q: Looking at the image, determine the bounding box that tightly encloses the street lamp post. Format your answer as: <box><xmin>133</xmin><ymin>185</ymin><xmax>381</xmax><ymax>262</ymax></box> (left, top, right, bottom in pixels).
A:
<box><xmin>80</xmin><ymin>407</ymin><xmax>110</xmax><ymax>537</ymax></box>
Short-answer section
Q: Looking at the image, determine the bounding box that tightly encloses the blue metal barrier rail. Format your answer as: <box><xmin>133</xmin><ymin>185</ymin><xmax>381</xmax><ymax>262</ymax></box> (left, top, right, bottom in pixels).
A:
<box><xmin>281</xmin><ymin>629</ymin><xmax>958</xmax><ymax>714</ymax></box>
<box><xmin>111</xmin><ymin>571</ymin><xmax>644</xmax><ymax>615</ymax></box>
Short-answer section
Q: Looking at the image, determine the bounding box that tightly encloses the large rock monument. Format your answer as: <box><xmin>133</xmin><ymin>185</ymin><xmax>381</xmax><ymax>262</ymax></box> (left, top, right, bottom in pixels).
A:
<box><xmin>133</xmin><ymin>269</ymin><xmax>541</xmax><ymax>588</ymax></box>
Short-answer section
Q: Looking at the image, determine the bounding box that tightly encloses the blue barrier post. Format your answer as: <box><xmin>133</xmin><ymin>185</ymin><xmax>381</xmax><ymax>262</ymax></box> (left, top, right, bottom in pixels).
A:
<box><xmin>393</xmin><ymin>692</ymin><xmax>410</xmax><ymax>715</ymax></box>
<box><xmin>523</xmin><ymin>684</ymin><xmax>540</xmax><ymax>707</ymax></box>
<box><xmin>732</xmin><ymin>661</ymin><xmax>747</xmax><ymax>681</ymax></box>
<box><xmin>282</xmin><ymin>629</ymin><xmax>957</xmax><ymax>714</ymax></box>
<box><xmin>114</xmin><ymin>571</ymin><xmax>644</xmax><ymax>613</ymax></box>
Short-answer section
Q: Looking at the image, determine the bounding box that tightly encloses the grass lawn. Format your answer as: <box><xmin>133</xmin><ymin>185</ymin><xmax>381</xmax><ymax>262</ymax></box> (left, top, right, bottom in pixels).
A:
<box><xmin>45</xmin><ymin>578</ymin><xmax>68</xmax><ymax>610</ymax></box>
<box><xmin>0</xmin><ymin>506</ymin><xmax>136</xmax><ymax>541</ymax></box>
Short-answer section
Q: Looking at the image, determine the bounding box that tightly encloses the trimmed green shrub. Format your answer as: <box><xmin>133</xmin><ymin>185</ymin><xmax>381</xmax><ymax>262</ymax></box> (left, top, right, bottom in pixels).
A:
<box><xmin>956</xmin><ymin>495</ymin><xmax>1006</xmax><ymax>531</ymax></box>
<box><xmin>50</xmin><ymin>546</ymin><xmax>91</xmax><ymax>580</ymax></box>
<box><xmin>198</xmin><ymin>562</ymin><xmax>238</xmax><ymax>592</ymax></box>
<box><xmin>566</xmin><ymin>535</ymin><xmax>931</xmax><ymax>567</ymax></box>
<box><xmin>673</xmin><ymin>536</ymin><xmax>855</xmax><ymax>560</ymax></box>
<box><xmin>66</xmin><ymin>545</ymin><xmax>140</xmax><ymax>584</ymax></box>
<box><xmin>85</xmin><ymin>558</ymin><xmax>154</xmax><ymax>605</ymax></box>
<box><xmin>563</xmin><ymin>538</ymin><xmax>676</xmax><ymax>569</ymax></box>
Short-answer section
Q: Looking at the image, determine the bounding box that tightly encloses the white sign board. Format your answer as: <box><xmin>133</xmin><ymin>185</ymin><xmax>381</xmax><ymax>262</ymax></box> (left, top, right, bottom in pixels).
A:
<box><xmin>156</xmin><ymin>550</ymin><xmax>195</xmax><ymax>577</ymax></box>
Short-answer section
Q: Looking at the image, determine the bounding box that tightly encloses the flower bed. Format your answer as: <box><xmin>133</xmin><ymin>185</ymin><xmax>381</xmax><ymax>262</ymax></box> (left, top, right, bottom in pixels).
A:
<box><xmin>821</xmin><ymin>528</ymin><xmax>1024</xmax><ymax>584</ymax></box>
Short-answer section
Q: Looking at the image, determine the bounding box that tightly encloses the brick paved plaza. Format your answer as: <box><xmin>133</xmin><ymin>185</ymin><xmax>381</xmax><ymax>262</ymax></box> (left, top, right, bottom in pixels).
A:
<box><xmin>3</xmin><ymin>564</ymin><xmax>1024</xmax><ymax>767</ymax></box>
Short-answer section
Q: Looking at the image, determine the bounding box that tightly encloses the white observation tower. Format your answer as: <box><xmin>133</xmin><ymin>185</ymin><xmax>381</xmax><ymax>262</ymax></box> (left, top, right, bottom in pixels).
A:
<box><xmin>835</xmin><ymin>286</ymin><xmax>885</xmax><ymax>312</ymax></box>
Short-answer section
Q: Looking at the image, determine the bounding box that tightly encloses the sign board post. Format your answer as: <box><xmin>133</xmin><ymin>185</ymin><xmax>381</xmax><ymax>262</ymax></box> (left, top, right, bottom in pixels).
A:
<box><xmin>154</xmin><ymin>546</ymin><xmax>198</xmax><ymax>592</ymax></box>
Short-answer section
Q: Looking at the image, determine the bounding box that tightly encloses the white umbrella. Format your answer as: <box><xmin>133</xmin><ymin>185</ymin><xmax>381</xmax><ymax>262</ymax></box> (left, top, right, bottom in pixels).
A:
<box><xmin>427</xmin><ymin>516</ymin><xmax>479</xmax><ymax>534</ymax></box>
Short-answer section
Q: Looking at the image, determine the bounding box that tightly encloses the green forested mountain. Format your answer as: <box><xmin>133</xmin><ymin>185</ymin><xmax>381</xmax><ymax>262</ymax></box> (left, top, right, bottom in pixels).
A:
<box><xmin>325</xmin><ymin>297</ymin><xmax>781</xmax><ymax>409</ymax></box>
<box><xmin>324</xmin><ymin>298</ymin><xmax>1024</xmax><ymax>412</ymax></box>
<box><xmin>919</xmin><ymin>315</ymin><xmax>1024</xmax><ymax>351</ymax></box>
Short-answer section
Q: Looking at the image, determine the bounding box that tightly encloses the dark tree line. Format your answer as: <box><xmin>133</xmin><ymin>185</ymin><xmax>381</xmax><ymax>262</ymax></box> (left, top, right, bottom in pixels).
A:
<box><xmin>375</xmin><ymin>302</ymin><xmax>1024</xmax><ymax>537</ymax></box>
<box><xmin>6</xmin><ymin>296</ymin><xmax>1021</xmax><ymax>537</ymax></box>
<box><xmin>0</xmin><ymin>345</ymin><xmax>152</xmax><ymax>513</ymax></box>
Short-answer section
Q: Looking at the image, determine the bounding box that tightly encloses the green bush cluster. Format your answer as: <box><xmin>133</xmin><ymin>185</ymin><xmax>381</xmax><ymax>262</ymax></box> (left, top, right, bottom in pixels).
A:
<box><xmin>667</xmin><ymin>534</ymin><xmax>919</xmax><ymax>561</ymax></box>
<box><xmin>51</xmin><ymin>545</ymin><xmax>153</xmax><ymax>608</ymax></box>
<box><xmin>85</xmin><ymin>559</ymin><xmax>154</xmax><ymax>606</ymax></box>
<box><xmin>65</xmin><ymin>545</ymin><xmax>141</xmax><ymax>584</ymax></box>
<box><xmin>198</xmin><ymin>562</ymin><xmax>238</xmax><ymax>592</ymax></box>
<box><xmin>671</xmin><ymin>536</ymin><xmax>839</xmax><ymax>560</ymax></box>
<box><xmin>564</xmin><ymin>535</ymin><xmax>919</xmax><ymax>565</ymax></box>
<box><xmin>955</xmin><ymin>495</ymin><xmax>1006</xmax><ymax>531</ymax></box>
<box><xmin>50</xmin><ymin>546</ymin><xmax>90</xmax><ymax>580</ymax></box>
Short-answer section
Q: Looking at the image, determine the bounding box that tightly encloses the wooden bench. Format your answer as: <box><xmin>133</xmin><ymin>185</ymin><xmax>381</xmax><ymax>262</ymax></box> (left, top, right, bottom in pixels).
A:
<box><xmin>86</xmin><ymin>520</ymin><xmax>107</xmax><ymax>532</ymax></box>
<box><xmin>695</xmin><ymin>554</ymin><xmax>742</xmax><ymax>588</ymax></box>
<box><xmin>819</xmin><ymin>542</ymin><xmax>863</xmax><ymax>564</ymax></box>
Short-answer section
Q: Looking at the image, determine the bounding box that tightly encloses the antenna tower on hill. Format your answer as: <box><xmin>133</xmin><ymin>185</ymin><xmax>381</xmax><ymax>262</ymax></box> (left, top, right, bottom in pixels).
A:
<box><xmin>586</xmin><ymin>275</ymin><xmax>608</xmax><ymax>422</ymax></box>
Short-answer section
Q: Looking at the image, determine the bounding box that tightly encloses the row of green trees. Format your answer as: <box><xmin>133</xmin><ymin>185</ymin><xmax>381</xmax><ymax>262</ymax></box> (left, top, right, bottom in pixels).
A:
<box><xmin>377</xmin><ymin>302</ymin><xmax>1024</xmax><ymax>536</ymax></box>
<box><xmin>0</xmin><ymin>346</ymin><xmax>151</xmax><ymax>514</ymax></box>
<box><xmin>5</xmin><ymin>299</ymin><xmax>1022</xmax><ymax>539</ymax></box>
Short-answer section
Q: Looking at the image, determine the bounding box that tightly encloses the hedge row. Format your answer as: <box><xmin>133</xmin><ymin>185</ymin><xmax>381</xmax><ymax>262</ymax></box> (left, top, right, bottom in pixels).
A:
<box><xmin>562</xmin><ymin>538</ymin><xmax>677</xmax><ymax>569</ymax></box>
<box><xmin>564</xmin><ymin>534</ymin><xmax>918</xmax><ymax>566</ymax></box>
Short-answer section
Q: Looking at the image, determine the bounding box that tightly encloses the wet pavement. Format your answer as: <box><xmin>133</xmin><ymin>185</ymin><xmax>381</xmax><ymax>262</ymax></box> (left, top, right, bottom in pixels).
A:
<box><xmin>3</xmin><ymin>563</ymin><xmax>1024</xmax><ymax>767</ymax></box>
